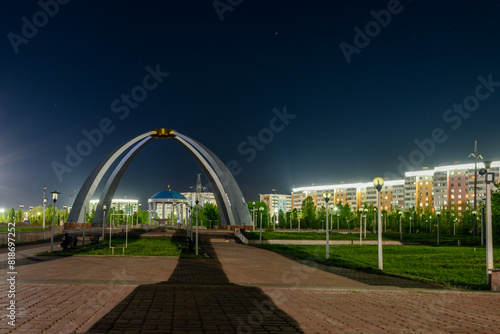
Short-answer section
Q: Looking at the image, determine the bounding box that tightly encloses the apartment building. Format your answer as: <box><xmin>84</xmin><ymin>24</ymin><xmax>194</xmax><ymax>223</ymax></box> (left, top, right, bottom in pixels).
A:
<box><xmin>89</xmin><ymin>199</ymin><xmax>138</xmax><ymax>215</ymax></box>
<box><xmin>259</xmin><ymin>193</ymin><xmax>292</xmax><ymax>215</ymax></box>
<box><xmin>291</xmin><ymin>161</ymin><xmax>500</xmax><ymax>215</ymax></box>
<box><xmin>181</xmin><ymin>192</ymin><xmax>216</xmax><ymax>207</ymax></box>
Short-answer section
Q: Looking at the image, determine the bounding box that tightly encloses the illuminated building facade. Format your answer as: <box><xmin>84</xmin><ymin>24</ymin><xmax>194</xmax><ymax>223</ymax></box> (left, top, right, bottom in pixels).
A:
<box><xmin>292</xmin><ymin>161</ymin><xmax>500</xmax><ymax>216</ymax></box>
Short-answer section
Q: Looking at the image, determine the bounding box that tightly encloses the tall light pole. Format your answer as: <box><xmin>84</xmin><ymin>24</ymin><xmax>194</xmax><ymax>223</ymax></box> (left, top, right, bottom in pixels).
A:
<box><xmin>323</xmin><ymin>192</ymin><xmax>332</xmax><ymax>259</ymax></box>
<box><xmin>195</xmin><ymin>198</ymin><xmax>199</xmax><ymax>256</ymax></box>
<box><xmin>480</xmin><ymin>161</ymin><xmax>494</xmax><ymax>284</ymax></box>
<box><xmin>373</xmin><ymin>177</ymin><xmax>384</xmax><ymax>270</ymax></box>
<box><xmin>42</xmin><ymin>186</ymin><xmax>47</xmax><ymax>229</ymax></box>
<box><xmin>469</xmin><ymin>141</ymin><xmax>483</xmax><ymax>212</ymax></box>
<box><xmin>259</xmin><ymin>206</ymin><xmax>264</xmax><ymax>244</ymax></box>
<box><xmin>472</xmin><ymin>210</ymin><xmax>477</xmax><ymax>244</ymax></box>
<box><xmin>252</xmin><ymin>201</ymin><xmax>256</xmax><ymax>231</ymax></box>
<box><xmin>63</xmin><ymin>206</ymin><xmax>67</xmax><ymax>222</ymax></box>
<box><xmin>49</xmin><ymin>191</ymin><xmax>60</xmax><ymax>252</ymax></box>
<box><xmin>480</xmin><ymin>199</ymin><xmax>485</xmax><ymax>246</ymax></box>
<box><xmin>436</xmin><ymin>211</ymin><xmax>441</xmax><ymax>245</ymax></box>
<box><xmin>102</xmin><ymin>205</ymin><xmax>107</xmax><ymax>238</ymax></box>
<box><xmin>359</xmin><ymin>208</ymin><xmax>363</xmax><ymax>245</ymax></box>
<box><xmin>364</xmin><ymin>208</ymin><xmax>368</xmax><ymax>238</ymax></box>
<box><xmin>274</xmin><ymin>208</ymin><xmax>278</xmax><ymax>230</ymax></box>
<box><xmin>19</xmin><ymin>205</ymin><xmax>24</xmax><ymax>222</ymax></box>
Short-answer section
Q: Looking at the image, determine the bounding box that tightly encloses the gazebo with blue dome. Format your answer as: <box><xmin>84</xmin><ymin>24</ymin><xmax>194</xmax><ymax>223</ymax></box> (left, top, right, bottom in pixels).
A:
<box><xmin>148</xmin><ymin>186</ymin><xmax>189</xmax><ymax>225</ymax></box>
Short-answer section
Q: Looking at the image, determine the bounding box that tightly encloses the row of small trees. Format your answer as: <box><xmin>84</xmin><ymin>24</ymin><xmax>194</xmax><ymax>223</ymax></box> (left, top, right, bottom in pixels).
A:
<box><xmin>246</xmin><ymin>188</ymin><xmax>500</xmax><ymax>241</ymax></box>
<box><xmin>0</xmin><ymin>205</ymin><xmax>66</xmax><ymax>225</ymax></box>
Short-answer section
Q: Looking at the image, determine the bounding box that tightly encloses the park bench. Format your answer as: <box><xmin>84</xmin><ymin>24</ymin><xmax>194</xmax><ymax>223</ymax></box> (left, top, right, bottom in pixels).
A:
<box><xmin>60</xmin><ymin>233</ymin><xmax>78</xmax><ymax>251</ymax></box>
<box><xmin>90</xmin><ymin>234</ymin><xmax>100</xmax><ymax>245</ymax></box>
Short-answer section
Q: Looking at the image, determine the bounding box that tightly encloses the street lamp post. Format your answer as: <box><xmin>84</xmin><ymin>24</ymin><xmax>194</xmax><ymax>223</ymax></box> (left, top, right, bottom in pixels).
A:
<box><xmin>363</xmin><ymin>208</ymin><xmax>368</xmax><ymax>238</ymax></box>
<box><xmin>42</xmin><ymin>186</ymin><xmax>47</xmax><ymax>229</ymax></box>
<box><xmin>29</xmin><ymin>206</ymin><xmax>33</xmax><ymax>224</ymax></box>
<box><xmin>102</xmin><ymin>205</ymin><xmax>107</xmax><ymax>239</ymax></box>
<box><xmin>359</xmin><ymin>208</ymin><xmax>363</xmax><ymax>245</ymax></box>
<box><xmin>436</xmin><ymin>211</ymin><xmax>441</xmax><ymax>245</ymax></box>
<box><xmin>63</xmin><ymin>206</ymin><xmax>67</xmax><ymax>222</ymax></box>
<box><xmin>472</xmin><ymin>210</ymin><xmax>477</xmax><ymax>244</ymax></box>
<box><xmin>195</xmin><ymin>198</ymin><xmax>199</xmax><ymax>256</ymax></box>
<box><xmin>323</xmin><ymin>192</ymin><xmax>332</xmax><ymax>260</ymax></box>
<box><xmin>373</xmin><ymin>177</ymin><xmax>384</xmax><ymax>270</ymax></box>
<box><xmin>19</xmin><ymin>205</ymin><xmax>24</xmax><ymax>222</ymax></box>
<box><xmin>274</xmin><ymin>208</ymin><xmax>277</xmax><ymax>230</ymax></box>
<box><xmin>481</xmin><ymin>206</ymin><xmax>485</xmax><ymax>246</ymax></box>
<box><xmin>259</xmin><ymin>207</ymin><xmax>264</xmax><ymax>245</ymax></box>
<box><xmin>480</xmin><ymin>161</ymin><xmax>495</xmax><ymax>284</ymax></box>
<box><xmin>252</xmin><ymin>201</ymin><xmax>256</xmax><ymax>232</ymax></box>
<box><xmin>49</xmin><ymin>191</ymin><xmax>60</xmax><ymax>252</ymax></box>
<box><xmin>136</xmin><ymin>203</ymin><xmax>141</xmax><ymax>228</ymax></box>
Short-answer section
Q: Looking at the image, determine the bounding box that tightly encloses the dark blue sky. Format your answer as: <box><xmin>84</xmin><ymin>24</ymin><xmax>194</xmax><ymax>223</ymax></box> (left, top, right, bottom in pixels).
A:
<box><xmin>1</xmin><ymin>0</ymin><xmax>500</xmax><ymax>209</ymax></box>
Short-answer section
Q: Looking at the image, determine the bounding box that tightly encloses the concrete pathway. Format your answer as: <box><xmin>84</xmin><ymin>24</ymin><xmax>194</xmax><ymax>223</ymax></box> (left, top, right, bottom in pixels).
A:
<box><xmin>0</xmin><ymin>232</ymin><xmax>498</xmax><ymax>333</ymax></box>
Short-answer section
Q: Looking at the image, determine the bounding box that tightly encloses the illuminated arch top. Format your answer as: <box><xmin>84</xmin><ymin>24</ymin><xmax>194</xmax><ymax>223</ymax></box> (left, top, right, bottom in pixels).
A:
<box><xmin>66</xmin><ymin>129</ymin><xmax>252</xmax><ymax>226</ymax></box>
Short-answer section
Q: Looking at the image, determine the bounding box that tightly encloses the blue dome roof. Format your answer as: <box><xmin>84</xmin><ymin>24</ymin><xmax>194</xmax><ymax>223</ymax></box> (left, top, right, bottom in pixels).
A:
<box><xmin>150</xmin><ymin>190</ymin><xmax>187</xmax><ymax>200</ymax></box>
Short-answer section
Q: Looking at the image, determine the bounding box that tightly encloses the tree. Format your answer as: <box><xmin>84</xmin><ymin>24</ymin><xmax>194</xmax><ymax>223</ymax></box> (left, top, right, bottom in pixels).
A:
<box><xmin>301</xmin><ymin>196</ymin><xmax>316</xmax><ymax>228</ymax></box>
<box><xmin>278</xmin><ymin>209</ymin><xmax>286</xmax><ymax>228</ymax></box>
<box><xmin>317</xmin><ymin>206</ymin><xmax>326</xmax><ymax>229</ymax></box>
<box><xmin>340</xmin><ymin>203</ymin><xmax>353</xmax><ymax>229</ymax></box>
<box><xmin>199</xmin><ymin>202</ymin><xmax>220</xmax><ymax>227</ymax></box>
<box><xmin>246</xmin><ymin>201</ymin><xmax>269</xmax><ymax>228</ymax></box>
<box><xmin>16</xmin><ymin>208</ymin><xmax>23</xmax><ymax>222</ymax></box>
<box><xmin>8</xmin><ymin>208</ymin><xmax>15</xmax><ymax>223</ymax></box>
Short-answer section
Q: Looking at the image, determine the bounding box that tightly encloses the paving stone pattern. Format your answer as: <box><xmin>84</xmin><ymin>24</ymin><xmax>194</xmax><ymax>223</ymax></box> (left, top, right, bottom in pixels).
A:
<box><xmin>0</xmin><ymin>232</ymin><xmax>499</xmax><ymax>333</ymax></box>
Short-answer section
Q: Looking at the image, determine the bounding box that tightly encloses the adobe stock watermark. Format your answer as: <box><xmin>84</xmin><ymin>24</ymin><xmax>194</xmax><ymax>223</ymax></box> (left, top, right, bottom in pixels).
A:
<box><xmin>224</xmin><ymin>106</ymin><xmax>296</xmax><ymax>178</ymax></box>
<box><xmin>339</xmin><ymin>0</ymin><xmax>404</xmax><ymax>64</ymax></box>
<box><xmin>51</xmin><ymin>64</ymin><xmax>169</xmax><ymax>182</ymax></box>
<box><xmin>7</xmin><ymin>0</ymin><xmax>71</xmax><ymax>54</ymax></box>
<box><xmin>212</xmin><ymin>0</ymin><xmax>243</xmax><ymax>22</ymax></box>
<box><xmin>233</xmin><ymin>259</ymin><xmax>318</xmax><ymax>334</ymax></box>
<box><xmin>385</xmin><ymin>73</ymin><xmax>499</xmax><ymax>180</ymax></box>
<box><xmin>89</xmin><ymin>268</ymin><xmax>131</xmax><ymax>312</ymax></box>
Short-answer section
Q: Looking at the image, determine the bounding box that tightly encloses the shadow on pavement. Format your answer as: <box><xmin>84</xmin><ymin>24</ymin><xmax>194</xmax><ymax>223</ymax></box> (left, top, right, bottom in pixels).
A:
<box><xmin>0</xmin><ymin>255</ymin><xmax>68</xmax><ymax>270</ymax></box>
<box><xmin>86</xmin><ymin>231</ymin><xmax>305</xmax><ymax>333</ymax></box>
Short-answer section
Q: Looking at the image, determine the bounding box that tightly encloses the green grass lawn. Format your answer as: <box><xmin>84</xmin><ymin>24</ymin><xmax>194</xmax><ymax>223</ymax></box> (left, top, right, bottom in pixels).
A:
<box><xmin>245</xmin><ymin>231</ymin><xmax>476</xmax><ymax>244</ymax></box>
<box><xmin>257</xmin><ymin>244</ymin><xmax>500</xmax><ymax>290</ymax></box>
<box><xmin>38</xmin><ymin>236</ymin><xmax>182</xmax><ymax>257</ymax></box>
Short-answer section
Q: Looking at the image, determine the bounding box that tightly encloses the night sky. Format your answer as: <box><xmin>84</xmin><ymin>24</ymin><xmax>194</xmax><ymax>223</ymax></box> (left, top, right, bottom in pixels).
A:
<box><xmin>1</xmin><ymin>0</ymin><xmax>500</xmax><ymax>210</ymax></box>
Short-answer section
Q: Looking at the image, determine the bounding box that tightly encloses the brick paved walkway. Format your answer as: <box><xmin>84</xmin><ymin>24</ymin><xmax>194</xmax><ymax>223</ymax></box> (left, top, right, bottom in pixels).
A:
<box><xmin>0</xmin><ymin>232</ymin><xmax>499</xmax><ymax>333</ymax></box>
